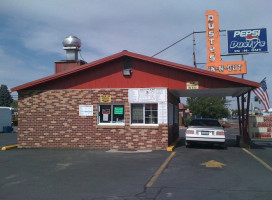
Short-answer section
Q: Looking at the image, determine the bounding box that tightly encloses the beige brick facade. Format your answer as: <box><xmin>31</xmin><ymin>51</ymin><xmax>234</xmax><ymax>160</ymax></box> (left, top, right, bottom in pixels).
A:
<box><xmin>18</xmin><ymin>89</ymin><xmax>172</xmax><ymax>150</ymax></box>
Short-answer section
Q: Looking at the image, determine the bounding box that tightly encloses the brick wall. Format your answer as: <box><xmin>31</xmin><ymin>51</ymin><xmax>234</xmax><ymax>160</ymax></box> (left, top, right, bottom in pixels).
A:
<box><xmin>249</xmin><ymin>115</ymin><xmax>272</xmax><ymax>138</ymax></box>
<box><xmin>18</xmin><ymin>89</ymin><xmax>169</xmax><ymax>150</ymax></box>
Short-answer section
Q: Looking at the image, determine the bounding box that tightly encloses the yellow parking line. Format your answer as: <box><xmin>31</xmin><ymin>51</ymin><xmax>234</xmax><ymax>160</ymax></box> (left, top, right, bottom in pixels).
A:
<box><xmin>1</xmin><ymin>144</ymin><xmax>18</xmax><ymax>151</ymax></box>
<box><xmin>242</xmin><ymin>148</ymin><xmax>272</xmax><ymax>172</ymax></box>
<box><xmin>146</xmin><ymin>152</ymin><xmax>176</xmax><ymax>188</ymax></box>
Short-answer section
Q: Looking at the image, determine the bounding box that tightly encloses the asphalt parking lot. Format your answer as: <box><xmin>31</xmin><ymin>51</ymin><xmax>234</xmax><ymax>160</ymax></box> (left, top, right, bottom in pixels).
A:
<box><xmin>0</xmin><ymin>130</ymin><xmax>272</xmax><ymax>200</ymax></box>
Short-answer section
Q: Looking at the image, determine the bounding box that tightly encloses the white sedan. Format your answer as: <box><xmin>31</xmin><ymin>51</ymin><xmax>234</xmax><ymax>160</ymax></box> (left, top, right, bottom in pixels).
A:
<box><xmin>185</xmin><ymin>119</ymin><xmax>225</xmax><ymax>147</ymax></box>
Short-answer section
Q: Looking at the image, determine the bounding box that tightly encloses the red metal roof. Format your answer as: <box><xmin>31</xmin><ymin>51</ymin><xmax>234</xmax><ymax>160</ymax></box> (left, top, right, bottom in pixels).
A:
<box><xmin>11</xmin><ymin>50</ymin><xmax>260</xmax><ymax>92</ymax></box>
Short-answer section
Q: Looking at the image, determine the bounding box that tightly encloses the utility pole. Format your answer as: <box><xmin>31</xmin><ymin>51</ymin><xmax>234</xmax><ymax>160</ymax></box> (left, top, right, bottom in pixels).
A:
<box><xmin>193</xmin><ymin>32</ymin><xmax>197</xmax><ymax>68</ymax></box>
<box><xmin>241</xmin><ymin>54</ymin><xmax>244</xmax><ymax>79</ymax></box>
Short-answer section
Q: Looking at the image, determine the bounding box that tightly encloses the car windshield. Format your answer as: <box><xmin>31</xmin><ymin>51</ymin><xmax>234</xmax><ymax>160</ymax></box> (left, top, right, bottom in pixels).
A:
<box><xmin>189</xmin><ymin>119</ymin><xmax>221</xmax><ymax>127</ymax></box>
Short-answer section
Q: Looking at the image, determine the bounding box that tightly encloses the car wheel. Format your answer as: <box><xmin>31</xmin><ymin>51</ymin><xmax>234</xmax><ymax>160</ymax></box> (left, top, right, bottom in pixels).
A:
<box><xmin>185</xmin><ymin>140</ymin><xmax>190</xmax><ymax>148</ymax></box>
<box><xmin>221</xmin><ymin>142</ymin><xmax>226</xmax><ymax>149</ymax></box>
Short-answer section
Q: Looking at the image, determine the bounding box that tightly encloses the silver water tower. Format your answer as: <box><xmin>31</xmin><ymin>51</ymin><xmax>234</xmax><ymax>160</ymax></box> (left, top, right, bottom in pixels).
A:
<box><xmin>62</xmin><ymin>36</ymin><xmax>81</xmax><ymax>61</ymax></box>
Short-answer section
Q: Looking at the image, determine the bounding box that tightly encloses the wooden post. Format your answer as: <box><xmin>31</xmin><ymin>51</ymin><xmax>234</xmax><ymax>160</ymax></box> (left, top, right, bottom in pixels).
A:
<box><xmin>244</xmin><ymin>91</ymin><xmax>251</xmax><ymax>144</ymax></box>
<box><xmin>237</xmin><ymin>96</ymin><xmax>242</xmax><ymax>136</ymax></box>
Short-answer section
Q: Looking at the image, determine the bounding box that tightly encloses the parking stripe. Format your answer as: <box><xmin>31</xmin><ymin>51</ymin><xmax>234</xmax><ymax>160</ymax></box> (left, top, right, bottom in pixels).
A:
<box><xmin>146</xmin><ymin>152</ymin><xmax>176</xmax><ymax>188</ymax></box>
<box><xmin>242</xmin><ymin>148</ymin><xmax>272</xmax><ymax>172</ymax></box>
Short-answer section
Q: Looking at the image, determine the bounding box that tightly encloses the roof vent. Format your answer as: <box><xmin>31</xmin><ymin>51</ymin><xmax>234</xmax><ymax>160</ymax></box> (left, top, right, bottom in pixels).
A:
<box><xmin>62</xmin><ymin>36</ymin><xmax>81</xmax><ymax>61</ymax></box>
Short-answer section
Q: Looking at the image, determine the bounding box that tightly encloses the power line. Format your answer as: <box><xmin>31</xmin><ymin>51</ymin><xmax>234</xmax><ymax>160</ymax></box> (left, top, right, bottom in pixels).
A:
<box><xmin>152</xmin><ymin>30</ymin><xmax>227</xmax><ymax>58</ymax></box>
<box><xmin>151</xmin><ymin>32</ymin><xmax>193</xmax><ymax>57</ymax></box>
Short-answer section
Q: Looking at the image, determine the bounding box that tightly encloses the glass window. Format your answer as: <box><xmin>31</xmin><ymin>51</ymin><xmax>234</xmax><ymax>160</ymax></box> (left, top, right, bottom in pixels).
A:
<box><xmin>131</xmin><ymin>104</ymin><xmax>158</xmax><ymax>124</ymax></box>
<box><xmin>131</xmin><ymin>104</ymin><xmax>143</xmax><ymax>124</ymax></box>
<box><xmin>113</xmin><ymin>105</ymin><xmax>124</xmax><ymax>123</ymax></box>
<box><xmin>189</xmin><ymin>119</ymin><xmax>221</xmax><ymax>127</ymax></box>
<box><xmin>98</xmin><ymin>104</ymin><xmax>124</xmax><ymax>124</ymax></box>
<box><xmin>145</xmin><ymin>104</ymin><xmax>158</xmax><ymax>124</ymax></box>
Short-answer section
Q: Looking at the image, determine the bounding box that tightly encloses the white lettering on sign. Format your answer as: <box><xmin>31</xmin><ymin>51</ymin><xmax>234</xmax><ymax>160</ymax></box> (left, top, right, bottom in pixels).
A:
<box><xmin>207</xmin><ymin>14</ymin><xmax>217</xmax><ymax>63</ymax></box>
<box><xmin>209</xmin><ymin>55</ymin><xmax>215</xmax><ymax>62</ymax></box>
<box><xmin>233</xmin><ymin>30</ymin><xmax>260</xmax><ymax>38</ymax></box>
<box><xmin>209</xmin><ymin>47</ymin><xmax>215</xmax><ymax>52</ymax></box>
<box><xmin>209</xmin><ymin>31</ymin><xmax>214</xmax><ymax>37</ymax></box>
<box><xmin>208</xmin><ymin>23</ymin><xmax>214</xmax><ymax>29</ymax></box>
<box><xmin>219</xmin><ymin>65</ymin><xmax>224</xmax><ymax>72</ymax></box>
<box><xmin>209</xmin><ymin>39</ymin><xmax>215</xmax><ymax>45</ymax></box>
<box><xmin>206</xmin><ymin>10</ymin><xmax>223</xmax><ymax>69</ymax></box>
<box><xmin>208</xmin><ymin>64</ymin><xmax>242</xmax><ymax>72</ymax></box>
<box><xmin>208</xmin><ymin>15</ymin><xmax>214</xmax><ymax>22</ymax></box>
<box><xmin>230</xmin><ymin>40</ymin><xmax>266</xmax><ymax>49</ymax></box>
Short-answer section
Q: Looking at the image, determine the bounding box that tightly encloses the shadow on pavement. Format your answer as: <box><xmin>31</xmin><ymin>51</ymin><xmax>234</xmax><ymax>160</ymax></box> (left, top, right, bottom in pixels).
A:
<box><xmin>250</xmin><ymin>139</ymin><xmax>272</xmax><ymax>149</ymax></box>
<box><xmin>175</xmin><ymin>138</ymin><xmax>240</xmax><ymax>150</ymax></box>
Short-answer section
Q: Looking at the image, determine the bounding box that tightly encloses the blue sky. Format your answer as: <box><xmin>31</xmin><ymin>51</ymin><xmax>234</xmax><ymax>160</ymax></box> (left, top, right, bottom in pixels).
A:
<box><xmin>0</xmin><ymin>0</ymin><xmax>271</xmax><ymax>109</ymax></box>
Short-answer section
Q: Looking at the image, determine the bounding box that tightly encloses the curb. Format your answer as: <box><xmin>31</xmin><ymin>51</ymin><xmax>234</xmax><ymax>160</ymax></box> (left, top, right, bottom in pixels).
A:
<box><xmin>167</xmin><ymin>138</ymin><xmax>181</xmax><ymax>151</ymax></box>
<box><xmin>2</xmin><ymin>144</ymin><xmax>18</xmax><ymax>151</ymax></box>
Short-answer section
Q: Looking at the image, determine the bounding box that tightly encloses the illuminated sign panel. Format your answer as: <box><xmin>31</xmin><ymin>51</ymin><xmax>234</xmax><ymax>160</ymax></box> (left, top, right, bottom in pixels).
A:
<box><xmin>206</xmin><ymin>10</ymin><xmax>221</xmax><ymax>63</ymax></box>
<box><xmin>227</xmin><ymin>28</ymin><xmax>268</xmax><ymax>54</ymax></box>
<box><xmin>207</xmin><ymin>60</ymin><xmax>247</xmax><ymax>74</ymax></box>
<box><xmin>205</xmin><ymin>10</ymin><xmax>247</xmax><ymax>75</ymax></box>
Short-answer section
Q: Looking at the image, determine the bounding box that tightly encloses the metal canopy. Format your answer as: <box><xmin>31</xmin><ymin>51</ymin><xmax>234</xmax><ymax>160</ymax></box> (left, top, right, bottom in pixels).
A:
<box><xmin>171</xmin><ymin>87</ymin><xmax>252</xmax><ymax>147</ymax></box>
<box><xmin>170</xmin><ymin>87</ymin><xmax>251</xmax><ymax>98</ymax></box>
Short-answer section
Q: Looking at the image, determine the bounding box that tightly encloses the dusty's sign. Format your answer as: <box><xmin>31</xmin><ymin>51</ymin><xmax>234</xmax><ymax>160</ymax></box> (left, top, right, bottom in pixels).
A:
<box><xmin>227</xmin><ymin>28</ymin><xmax>268</xmax><ymax>54</ymax></box>
<box><xmin>206</xmin><ymin>10</ymin><xmax>221</xmax><ymax>63</ymax></box>
<box><xmin>205</xmin><ymin>10</ymin><xmax>247</xmax><ymax>75</ymax></box>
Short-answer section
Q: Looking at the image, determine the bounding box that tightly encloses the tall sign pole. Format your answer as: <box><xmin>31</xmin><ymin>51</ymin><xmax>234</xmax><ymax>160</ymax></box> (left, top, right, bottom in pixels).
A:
<box><xmin>193</xmin><ymin>32</ymin><xmax>197</xmax><ymax>68</ymax></box>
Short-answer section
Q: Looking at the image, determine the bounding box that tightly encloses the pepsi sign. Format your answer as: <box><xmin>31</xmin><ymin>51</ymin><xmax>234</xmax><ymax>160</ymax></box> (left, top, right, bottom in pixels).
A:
<box><xmin>227</xmin><ymin>28</ymin><xmax>268</xmax><ymax>54</ymax></box>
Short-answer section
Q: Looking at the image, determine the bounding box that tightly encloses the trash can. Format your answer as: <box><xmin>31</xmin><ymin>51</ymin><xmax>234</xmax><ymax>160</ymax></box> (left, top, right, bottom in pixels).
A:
<box><xmin>3</xmin><ymin>126</ymin><xmax>13</xmax><ymax>133</ymax></box>
<box><xmin>3</xmin><ymin>126</ymin><xmax>8</xmax><ymax>133</ymax></box>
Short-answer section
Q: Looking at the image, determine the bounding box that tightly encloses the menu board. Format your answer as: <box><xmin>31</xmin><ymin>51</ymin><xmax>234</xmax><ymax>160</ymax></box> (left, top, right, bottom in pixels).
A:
<box><xmin>158</xmin><ymin>102</ymin><xmax>168</xmax><ymax>124</ymax></box>
<box><xmin>139</xmin><ymin>88</ymin><xmax>156</xmax><ymax>102</ymax></box>
<box><xmin>128</xmin><ymin>89</ymin><xmax>139</xmax><ymax>102</ymax></box>
<box><xmin>128</xmin><ymin>88</ymin><xmax>167</xmax><ymax>103</ymax></box>
<box><xmin>156</xmin><ymin>89</ymin><xmax>167</xmax><ymax>102</ymax></box>
<box><xmin>129</xmin><ymin>88</ymin><xmax>168</xmax><ymax>124</ymax></box>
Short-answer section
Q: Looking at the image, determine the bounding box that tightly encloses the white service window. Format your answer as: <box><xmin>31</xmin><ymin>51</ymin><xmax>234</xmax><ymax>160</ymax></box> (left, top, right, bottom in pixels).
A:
<box><xmin>131</xmin><ymin>103</ymin><xmax>158</xmax><ymax>124</ymax></box>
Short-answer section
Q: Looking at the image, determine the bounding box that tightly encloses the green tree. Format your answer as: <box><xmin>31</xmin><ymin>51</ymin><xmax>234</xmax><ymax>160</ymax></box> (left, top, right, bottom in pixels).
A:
<box><xmin>187</xmin><ymin>97</ymin><xmax>229</xmax><ymax>119</ymax></box>
<box><xmin>10</xmin><ymin>100</ymin><xmax>18</xmax><ymax>108</ymax></box>
<box><xmin>0</xmin><ymin>84</ymin><xmax>13</xmax><ymax>107</ymax></box>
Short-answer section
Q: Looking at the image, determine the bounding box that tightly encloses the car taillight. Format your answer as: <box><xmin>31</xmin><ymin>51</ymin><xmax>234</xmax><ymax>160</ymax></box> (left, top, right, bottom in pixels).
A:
<box><xmin>186</xmin><ymin>130</ymin><xmax>194</xmax><ymax>134</ymax></box>
<box><xmin>216</xmin><ymin>131</ymin><xmax>225</xmax><ymax>135</ymax></box>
